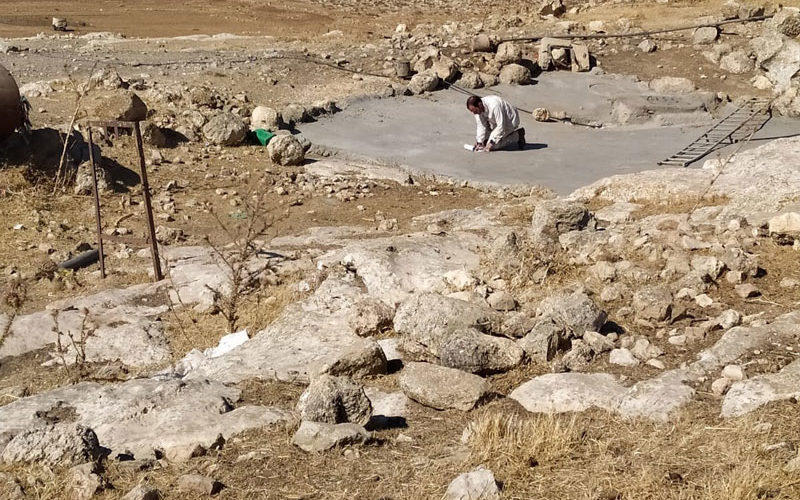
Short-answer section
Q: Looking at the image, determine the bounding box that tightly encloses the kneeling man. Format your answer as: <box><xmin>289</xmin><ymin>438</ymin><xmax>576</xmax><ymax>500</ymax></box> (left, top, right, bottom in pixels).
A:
<box><xmin>467</xmin><ymin>95</ymin><xmax>525</xmax><ymax>152</ymax></box>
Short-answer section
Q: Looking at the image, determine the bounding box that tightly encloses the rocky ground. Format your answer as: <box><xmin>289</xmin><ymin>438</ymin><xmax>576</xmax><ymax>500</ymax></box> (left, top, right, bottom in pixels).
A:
<box><xmin>2</xmin><ymin>0</ymin><xmax>800</xmax><ymax>499</ymax></box>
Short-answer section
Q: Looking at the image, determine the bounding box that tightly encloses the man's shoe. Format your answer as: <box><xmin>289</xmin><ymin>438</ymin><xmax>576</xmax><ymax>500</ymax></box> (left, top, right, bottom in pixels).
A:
<box><xmin>517</xmin><ymin>128</ymin><xmax>526</xmax><ymax>150</ymax></box>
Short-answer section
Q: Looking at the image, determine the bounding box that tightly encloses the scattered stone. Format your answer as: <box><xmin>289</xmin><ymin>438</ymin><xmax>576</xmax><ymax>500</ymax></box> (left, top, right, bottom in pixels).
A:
<box><xmin>455</xmin><ymin>71</ymin><xmax>483</xmax><ymax>89</ymax></box>
<box><xmin>202</xmin><ymin>111</ymin><xmax>247</xmax><ymax>146</ymax></box>
<box><xmin>559</xmin><ymin>339</ymin><xmax>595</xmax><ymax>371</ymax></box>
<box><xmin>0</xmin><ymin>424</ymin><xmax>102</xmax><ymax>466</ymax></box>
<box><xmin>487</xmin><ymin>290</ymin><xmax>515</xmax><ymax>311</ymax></box>
<box><xmin>722</xmin><ymin>364</ymin><xmax>745</xmax><ymax>381</ymax></box>
<box><xmin>291</xmin><ymin>420</ymin><xmax>370</xmax><ymax>452</ymax></box>
<box><xmin>121</xmin><ymin>485</ymin><xmax>161</xmax><ymax>500</ymax></box>
<box><xmin>536</xmin><ymin>290</ymin><xmax>607</xmax><ymax>335</ymax></box>
<box><xmin>711</xmin><ymin>377</ymin><xmax>731</xmax><ymax>395</ymax></box>
<box><xmin>445</xmin><ymin>466</ymin><xmax>501</xmax><ymax>500</ymax></box>
<box><xmin>722</xmin><ymin>360</ymin><xmax>800</xmax><ymax>417</ymax></box>
<box><xmin>177</xmin><ymin>474</ymin><xmax>224</xmax><ymax>496</ymax></box>
<box><xmin>735</xmin><ymin>284</ymin><xmax>760</xmax><ymax>298</ymax></box>
<box><xmin>251</xmin><ymin>106</ymin><xmax>283</xmax><ymax>131</ymax></box>
<box><xmin>518</xmin><ymin>320</ymin><xmax>563</xmax><ymax>362</ymax></box>
<box><xmin>780</xmin><ymin>277</ymin><xmax>800</xmax><ymax>288</ymax></box>
<box><xmin>638</xmin><ymin>39</ymin><xmax>657</xmax><ymax>53</ymax></box>
<box><xmin>67</xmin><ymin>462</ymin><xmax>104</xmax><ymax>500</ymax></box>
<box><xmin>267</xmin><ymin>135</ymin><xmax>305</xmax><ymax>166</ymax></box>
<box><xmin>632</xmin><ymin>286</ymin><xmax>673</xmax><ymax>322</ymax></box>
<box><xmin>531</xmin><ymin>199</ymin><xmax>593</xmax><ymax>242</ymax></box>
<box><xmin>583</xmin><ymin>331</ymin><xmax>614</xmax><ymax>354</ymax></box>
<box><xmin>495</xmin><ymin>42</ymin><xmax>523</xmax><ymax>65</ymax></box>
<box><xmin>398</xmin><ymin>362</ymin><xmax>491</xmax><ymax>411</ymax></box>
<box><xmin>610</xmin><ymin>348</ymin><xmax>640</xmax><ymax>367</ymax></box>
<box><xmin>695</xmin><ymin>294</ymin><xmax>714</xmax><ymax>308</ymax></box>
<box><xmin>499</xmin><ymin>64</ymin><xmax>531</xmax><ymax>85</ymax></box>
<box><xmin>349</xmin><ymin>298</ymin><xmax>394</xmax><ymax>337</ymax></box>
<box><xmin>647</xmin><ymin>359</ymin><xmax>666</xmax><ymax>370</ymax></box>
<box><xmin>693</xmin><ymin>27</ymin><xmax>719</xmax><ymax>44</ymax></box>
<box><xmin>282</xmin><ymin>103</ymin><xmax>309</xmax><ymax>127</ymax></box>
<box><xmin>720</xmin><ymin>50</ymin><xmax>754</xmax><ymax>74</ymax></box>
<box><xmin>74</xmin><ymin>160</ymin><xmax>111</xmax><ymax>196</ymax></box>
<box><xmin>296</xmin><ymin>374</ymin><xmax>373</xmax><ymax>425</ymax></box>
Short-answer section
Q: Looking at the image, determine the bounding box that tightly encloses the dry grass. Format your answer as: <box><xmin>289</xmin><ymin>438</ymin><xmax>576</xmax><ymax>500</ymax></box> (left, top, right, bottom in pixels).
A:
<box><xmin>164</xmin><ymin>282</ymin><xmax>300</xmax><ymax>360</ymax></box>
<box><xmin>630</xmin><ymin>194</ymin><xmax>730</xmax><ymax>220</ymax></box>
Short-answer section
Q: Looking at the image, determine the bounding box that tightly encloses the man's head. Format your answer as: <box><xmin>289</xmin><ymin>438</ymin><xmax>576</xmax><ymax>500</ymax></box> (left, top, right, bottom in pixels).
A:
<box><xmin>466</xmin><ymin>95</ymin><xmax>483</xmax><ymax>115</ymax></box>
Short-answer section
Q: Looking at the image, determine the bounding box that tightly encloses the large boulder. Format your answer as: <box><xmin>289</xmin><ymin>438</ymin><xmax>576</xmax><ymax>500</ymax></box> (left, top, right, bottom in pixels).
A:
<box><xmin>296</xmin><ymin>375</ymin><xmax>373</xmax><ymax>425</ymax></box>
<box><xmin>281</xmin><ymin>103</ymin><xmax>309</xmax><ymax>128</ymax></box>
<box><xmin>251</xmin><ymin>106</ymin><xmax>283</xmax><ymax>131</ymax></box>
<box><xmin>408</xmin><ymin>71</ymin><xmax>440</xmax><ymax>95</ymax></box>
<box><xmin>693</xmin><ymin>27</ymin><xmax>719</xmax><ymax>45</ymax></box>
<box><xmin>394</xmin><ymin>293</ymin><xmax>501</xmax><ymax>359</ymax></box>
<box><xmin>438</xmin><ymin>328</ymin><xmax>524</xmax><ymax>374</ymax></box>
<box><xmin>83</xmin><ymin>90</ymin><xmax>147</xmax><ymax>122</ymax></box>
<box><xmin>498</xmin><ymin>64</ymin><xmax>531</xmax><ymax>85</ymax></box>
<box><xmin>495</xmin><ymin>42</ymin><xmax>523</xmax><ymax>65</ymax></box>
<box><xmin>202</xmin><ymin>111</ymin><xmax>247</xmax><ymax>146</ymax></box>
<box><xmin>398</xmin><ymin>362</ymin><xmax>491</xmax><ymax>411</ymax></box>
<box><xmin>455</xmin><ymin>71</ymin><xmax>483</xmax><ymax>89</ymax></box>
<box><xmin>0</xmin><ymin>424</ymin><xmax>102</xmax><ymax>466</ymax></box>
<box><xmin>267</xmin><ymin>134</ymin><xmax>305</xmax><ymax>166</ymax></box>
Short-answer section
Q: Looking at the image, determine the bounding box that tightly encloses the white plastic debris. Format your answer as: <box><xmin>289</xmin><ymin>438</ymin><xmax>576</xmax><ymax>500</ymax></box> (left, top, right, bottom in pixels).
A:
<box><xmin>203</xmin><ymin>330</ymin><xmax>250</xmax><ymax>358</ymax></box>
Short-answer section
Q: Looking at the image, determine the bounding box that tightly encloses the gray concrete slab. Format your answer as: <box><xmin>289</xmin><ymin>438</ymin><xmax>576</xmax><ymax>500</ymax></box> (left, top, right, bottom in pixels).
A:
<box><xmin>298</xmin><ymin>73</ymin><xmax>800</xmax><ymax>194</ymax></box>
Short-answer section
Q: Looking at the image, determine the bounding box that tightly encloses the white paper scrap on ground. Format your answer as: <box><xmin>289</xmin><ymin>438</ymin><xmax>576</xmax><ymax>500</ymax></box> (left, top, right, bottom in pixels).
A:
<box><xmin>204</xmin><ymin>329</ymin><xmax>250</xmax><ymax>358</ymax></box>
<box><xmin>463</xmin><ymin>144</ymin><xmax>475</xmax><ymax>151</ymax></box>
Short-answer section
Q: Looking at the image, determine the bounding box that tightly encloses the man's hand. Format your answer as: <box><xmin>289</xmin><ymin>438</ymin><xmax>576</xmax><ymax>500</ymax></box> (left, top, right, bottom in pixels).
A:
<box><xmin>474</xmin><ymin>142</ymin><xmax>486</xmax><ymax>151</ymax></box>
<box><xmin>482</xmin><ymin>141</ymin><xmax>495</xmax><ymax>152</ymax></box>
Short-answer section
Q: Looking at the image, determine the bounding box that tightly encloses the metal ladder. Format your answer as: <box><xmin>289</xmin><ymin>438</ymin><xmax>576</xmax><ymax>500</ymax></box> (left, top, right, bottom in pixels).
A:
<box><xmin>658</xmin><ymin>97</ymin><xmax>772</xmax><ymax>168</ymax></box>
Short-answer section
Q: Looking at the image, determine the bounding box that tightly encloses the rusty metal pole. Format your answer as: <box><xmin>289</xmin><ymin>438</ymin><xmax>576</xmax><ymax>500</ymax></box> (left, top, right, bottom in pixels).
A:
<box><xmin>133</xmin><ymin>122</ymin><xmax>164</xmax><ymax>281</ymax></box>
<box><xmin>87</xmin><ymin>127</ymin><xmax>106</xmax><ymax>279</ymax></box>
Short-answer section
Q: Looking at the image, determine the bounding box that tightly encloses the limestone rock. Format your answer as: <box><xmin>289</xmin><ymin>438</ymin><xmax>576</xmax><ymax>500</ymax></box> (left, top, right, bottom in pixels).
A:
<box><xmin>559</xmin><ymin>339</ymin><xmax>595</xmax><ymax>371</ymax></box>
<box><xmin>632</xmin><ymin>286</ymin><xmax>673</xmax><ymax>322</ymax></box>
<box><xmin>281</xmin><ymin>103</ymin><xmax>309</xmax><ymax>127</ymax></box>
<box><xmin>177</xmin><ymin>474</ymin><xmax>223</xmax><ymax>496</ymax></box>
<box><xmin>711</xmin><ymin>377</ymin><xmax>732</xmax><ymax>395</ymax></box>
<box><xmin>408</xmin><ymin>72</ymin><xmax>440</xmax><ymax>95</ymax></box>
<box><xmin>517</xmin><ymin>320</ymin><xmax>563</xmax><ymax>362</ymax></box>
<box><xmin>432</xmin><ymin>57</ymin><xmax>458</xmax><ymax>82</ymax></box>
<box><xmin>610</xmin><ymin>348</ymin><xmax>639</xmax><ymax>367</ymax></box>
<box><xmin>775</xmin><ymin>10</ymin><xmax>800</xmax><ymax>37</ymax></box>
<box><xmin>583</xmin><ymin>331</ymin><xmax>614</xmax><ymax>354</ymax></box>
<box><xmin>445</xmin><ymin>467</ymin><xmax>501</xmax><ymax>500</ymax></box>
<box><xmin>649</xmin><ymin>76</ymin><xmax>695</xmax><ymax>94</ymax></box>
<box><xmin>394</xmin><ymin>293</ymin><xmax>500</xmax><ymax>359</ymax></box>
<box><xmin>509</xmin><ymin>373</ymin><xmax>624</xmax><ymax>413</ymax></box>
<box><xmin>74</xmin><ymin>160</ymin><xmax>111</xmax><ymax>196</ymax></box>
<box><xmin>638</xmin><ymin>39</ymin><xmax>657</xmax><ymax>53</ymax></box>
<box><xmin>768</xmin><ymin>212</ymin><xmax>800</xmax><ymax>235</ymax></box>
<box><xmin>296</xmin><ymin>375</ymin><xmax>373</xmax><ymax>425</ymax></box>
<box><xmin>141</xmin><ymin>121</ymin><xmax>167</xmax><ymax>147</ymax></box>
<box><xmin>693</xmin><ymin>27</ymin><xmax>719</xmax><ymax>44</ymax></box>
<box><xmin>438</xmin><ymin>328</ymin><xmax>524</xmax><ymax>374</ymax></box>
<box><xmin>720</xmin><ymin>50</ymin><xmax>754</xmax><ymax>74</ymax></box>
<box><xmin>251</xmin><ymin>106</ymin><xmax>283</xmax><ymax>131</ymax></box>
<box><xmin>0</xmin><ymin>424</ymin><xmax>102</xmax><ymax>466</ymax></box>
<box><xmin>348</xmin><ymin>298</ymin><xmax>394</xmax><ymax>337</ymax></box>
<box><xmin>455</xmin><ymin>71</ymin><xmax>483</xmax><ymax>89</ymax></box>
<box><xmin>530</xmin><ymin>199</ymin><xmax>593</xmax><ymax>242</ymax></box>
<box><xmin>721</xmin><ymin>359</ymin><xmax>800</xmax><ymax>417</ymax></box>
<box><xmin>291</xmin><ymin>421</ymin><xmax>370</xmax><ymax>452</ymax></box>
<box><xmin>121</xmin><ymin>485</ymin><xmax>161</xmax><ymax>500</ymax></box>
<box><xmin>499</xmin><ymin>64</ymin><xmax>531</xmax><ymax>85</ymax></box>
<box><xmin>487</xmin><ymin>290</ymin><xmax>515</xmax><ymax>311</ymax></box>
<box><xmin>67</xmin><ymin>462</ymin><xmax>104</xmax><ymax>500</ymax></box>
<box><xmin>267</xmin><ymin>134</ymin><xmax>305</xmax><ymax>166</ymax></box>
<box><xmin>536</xmin><ymin>290</ymin><xmax>607</xmax><ymax>337</ymax></box>
<box><xmin>399</xmin><ymin>362</ymin><xmax>491</xmax><ymax>411</ymax></box>
<box><xmin>83</xmin><ymin>90</ymin><xmax>147</xmax><ymax>122</ymax></box>
<box><xmin>495</xmin><ymin>42</ymin><xmax>523</xmax><ymax>65</ymax></box>
<box><xmin>202</xmin><ymin>111</ymin><xmax>247</xmax><ymax>146</ymax></box>
<box><xmin>722</xmin><ymin>364</ymin><xmax>745</xmax><ymax>381</ymax></box>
